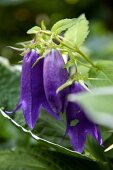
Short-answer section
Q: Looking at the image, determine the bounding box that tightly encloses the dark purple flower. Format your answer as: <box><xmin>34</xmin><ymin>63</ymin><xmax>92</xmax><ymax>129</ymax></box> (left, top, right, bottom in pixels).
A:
<box><xmin>43</xmin><ymin>50</ymin><xmax>69</xmax><ymax>114</ymax></box>
<box><xmin>6</xmin><ymin>48</ymin><xmax>102</xmax><ymax>153</ymax></box>
<box><xmin>66</xmin><ymin>82</ymin><xmax>102</xmax><ymax>153</ymax></box>
<box><xmin>7</xmin><ymin>49</ymin><xmax>68</xmax><ymax>128</ymax></box>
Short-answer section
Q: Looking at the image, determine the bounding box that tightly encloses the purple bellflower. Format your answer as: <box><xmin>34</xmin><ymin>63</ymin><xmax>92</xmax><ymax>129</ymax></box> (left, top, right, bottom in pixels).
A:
<box><xmin>8</xmin><ymin>49</ymin><xmax>68</xmax><ymax>128</ymax></box>
<box><xmin>43</xmin><ymin>50</ymin><xmax>69</xmax><ymax>114</ymax></box>
<box><xmin>7</xmin><ymin>48</ymin><xmax>102</xmax><ymax>153</ymax></box>
<box><xmin>66</xmin><ymin>82</ymin><xmax>102</xmax><ymax>153</ymax></box>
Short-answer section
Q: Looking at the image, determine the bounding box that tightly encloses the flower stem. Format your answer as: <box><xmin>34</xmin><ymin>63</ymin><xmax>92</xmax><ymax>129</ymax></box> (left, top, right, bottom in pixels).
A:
<box><xmin>39</xmin><ymin>31</ymin><xmax>97</xmax><ymax>68</ymax></box>
<box><xmin>55</xmin><ymin>35</ymin><xmax>96</xmax><ymax>68</ymax></box>
<box><xmin>56</xmin><ymin>36</ymin><xmax>74</xmax><ymax>51</ymax></box>
<box><xmin>76</xmin><ymin>48</ymin><xmax>96</xmax><ymax>68</ymax></box>
<box><xmin>40</xmin><ymin>30</ymin><xmax>51</xmax><ymax>35</ymax></box>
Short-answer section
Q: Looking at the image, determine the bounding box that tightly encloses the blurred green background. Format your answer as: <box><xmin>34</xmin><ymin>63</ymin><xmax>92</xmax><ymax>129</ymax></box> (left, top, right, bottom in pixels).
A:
<box><xmin>0</xmin><ymin>0</ymin><xmax>113</xmax><ymax>63</ymax></box>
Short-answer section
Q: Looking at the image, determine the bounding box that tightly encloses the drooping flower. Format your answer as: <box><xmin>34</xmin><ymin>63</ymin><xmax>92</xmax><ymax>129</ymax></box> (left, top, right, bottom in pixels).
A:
<box><xmin>6</xmin><ymin>47</ymin><xmax>102</xmax><ymax>153</ymax></box>
<box><xmin>7</xmin><ymin>49</ymin><xmax>68</xmax><ymax>128</ymax></box>
<box><xmin>66</xmin><ymin>82</ymin><xmax>102</xmax><ymax>153</ymax></box>
<box><xmin>43</xmin><ymin>50</ymin><xmax>69</xmax><ymax>114</ymax></box>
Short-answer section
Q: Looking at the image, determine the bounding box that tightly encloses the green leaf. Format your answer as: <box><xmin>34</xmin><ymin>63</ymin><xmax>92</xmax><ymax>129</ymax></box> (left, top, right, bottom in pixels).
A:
<box><xmin>0</xmin><ymin>109</ymin><xmax>110</xmax><ymax>170</ymax></box>
<box><xmin>33</xmin><ymin>110</ymin><xmax>70</xmax><ymax>147</ymax></box>
<box><xmin>89</xmin><ymin>60</ymin><xmax>113</xmax><ymax>87</ymax></box>
<box><xmin>0</xmin><ymin>147</ymin><xmax>66</xmax><ymax>170</ymax></box>
<box><xmin>0</xmin><ymin>145</ymin><xmax>106</xmax><ymax>170</ymax></box>
<box><xmin>0</xmin><ymin>57</ymin><xmax>20</xmax><ymax>110</ymax></box>
<box><xmin>27</xmin><ymin>26</ymin><xmax>41</xmax><ymax>34</ymax></box>
<box><xmin>68</xmin><ymin>86</ymin><xmax>113</xmax><ymax>129</ymax></box>
<box><xmin>64</xmin><ymin>14</ymin><xmax>89</xmax><ymax>48</ymax></box>
<box><xmin>0</xmin><ymin>149</ymin><xmax>48</xmax><ymax>170</ymax></box>
<box><xmin>86</xmin><ymin>135</ymin><xmax>106</xmax><ymax>161</ymax></box>
<box><xmin>0</xmin><ymin>109</ymin><xmax>93</xmax><ymax>160</ymax></box>
<box><xmin>51</xmin><ymin>18</ymin><xmax>77</xmax><ymax>34</ymax></box>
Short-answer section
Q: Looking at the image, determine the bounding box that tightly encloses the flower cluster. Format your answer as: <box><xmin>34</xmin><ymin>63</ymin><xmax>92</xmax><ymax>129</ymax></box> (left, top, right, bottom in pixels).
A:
<box><xmin>8</xmin><ymin>49</ymin><xmax>102</xmax><ymax>153</ymax></box>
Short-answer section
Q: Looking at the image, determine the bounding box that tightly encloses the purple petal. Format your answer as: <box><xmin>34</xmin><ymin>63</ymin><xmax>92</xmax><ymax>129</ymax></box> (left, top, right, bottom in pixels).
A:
<box><xmin>42</xmin><ymin>94</ymin><xmax>60</xmax><ymax>120</ymax></box>
<box><xmin>43</xmin><ymin>50</ymin><xmax>69</xmax><ymax>115</ymax></box>
<box><xmin>5</xmin><ymin>101</ymin><xmax>21</xmax><ymax>115</ymax></box>
<box><xmin>9</xmin><ymin>49</ymin><xmax>61</xmax><ymax>128</ymax></box>
<box><xmin>87</xmin><ymin>124</ymin><xmax>103</xmax><ymax>145</ymax></box>
<box><xmin>66</xmin><ymin>82</ymin><xmax>102</xmax><ymax>153</ymax></box>
<box><xmin>68</xmin><ymin>124</ymin><xmax>86</xmax><ymax>153</ymax></box>
<box><xmin>70</xmin><ymin>82</ymin><xmax>85</xmax><ymax>93</ymax></box>
<box><xmin>20</xmin><ymin>49</ymin><xmax>43</xmax><ymax>128</ymax></box>
<box><xmin>21</xmin><ymin>50</ymin><xmax>59</xmax><ymax>128</ymax></box>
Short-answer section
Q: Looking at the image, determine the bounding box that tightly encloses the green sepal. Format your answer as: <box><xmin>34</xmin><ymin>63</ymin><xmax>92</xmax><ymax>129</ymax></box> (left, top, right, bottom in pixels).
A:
<box><xmin>27</xmin><ymin>26</ymin><xmax>41</xmax><ymax>34</ymax></box>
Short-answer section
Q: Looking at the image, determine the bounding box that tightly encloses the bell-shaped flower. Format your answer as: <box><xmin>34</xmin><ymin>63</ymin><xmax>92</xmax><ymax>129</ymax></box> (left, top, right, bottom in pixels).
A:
<box><xmin>7</xmin><ymin>49</ymin><xmax>68</xmax><ymax>128</ymax></box>
<box><xmin>43</xmin><ymin>50</ymin><xmax>69</xmax><ymax>114</ymax></box>
<box><xmin>66</xmin><ymin>82</ymin><xmax>102</xmax><ymax>153</ymax></box>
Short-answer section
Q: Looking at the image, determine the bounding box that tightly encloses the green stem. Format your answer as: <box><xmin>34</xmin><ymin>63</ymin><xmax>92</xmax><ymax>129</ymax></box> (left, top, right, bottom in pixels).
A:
<box><xmin>38</xmin><ymin>31</ymin><xmax>96</xmax><ymax>68</ymax></box>
<box><xmin>40</xmin><ymin>30</ymin><xmax>51</xmax><ymax>35</ymax></box>
<box><xmin>76</xmin><ymin>59</ymin><xmax>91</xmax><ymax>68</ymax></box>
<box><xmin>55</xmin><ymin>36</ymin><xmax>75</xmax><ymax>50</ymax></box>
<box><xmin>76</xmin><ymin>48</ymin><xmax>96</xmax><ymax>68</ymax></box>
<box><xmin>55</xmin><ymin>35</ymin><xmax>96</xmax><ymax>68</ymax></box>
